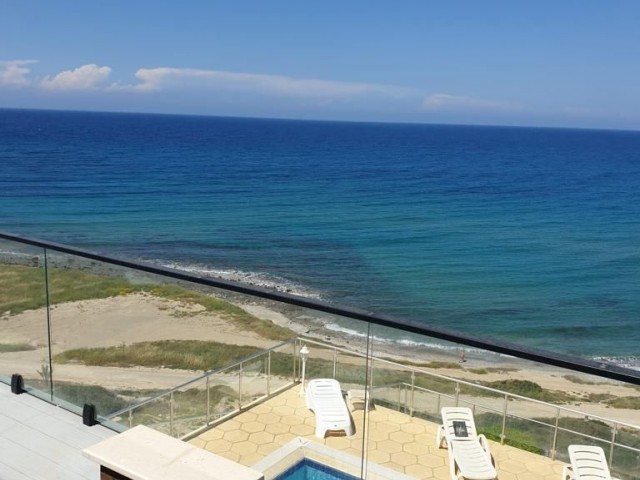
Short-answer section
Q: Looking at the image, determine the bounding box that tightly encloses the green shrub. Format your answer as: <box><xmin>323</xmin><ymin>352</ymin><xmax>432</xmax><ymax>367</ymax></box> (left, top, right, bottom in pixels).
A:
<box><xmin>0</xmin><ymin>343</ymin><xmax>37</xmax><ymax>353</ymax></box>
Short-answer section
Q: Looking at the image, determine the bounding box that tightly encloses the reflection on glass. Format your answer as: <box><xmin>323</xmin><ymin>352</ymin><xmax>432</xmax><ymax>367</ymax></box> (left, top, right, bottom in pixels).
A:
<box><xmin>172</xmin><ymin>378</ymin><xmax>209</xmax><ymax>439</ymax></box>
<box><xmin>130</xmin><ymin>395</ymin><xmax>172</xmax><ymax>435</ymax></box>
<box><xmin>1</xmin><ymin>234</ymin><xmax>639</xmax><ymax>479</ymax></box>
<box><xmin>0</xmin><ymin>240</ymin><xmax>49</xmax><ymax>396</ymax></box>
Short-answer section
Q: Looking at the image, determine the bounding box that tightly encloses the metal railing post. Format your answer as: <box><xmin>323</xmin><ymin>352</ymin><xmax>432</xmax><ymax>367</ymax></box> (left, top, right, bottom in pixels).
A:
<box><xmin>267</xmin><ymin>351</ymin><xmax>272</xmax><ymax>396</ymax></box>
<box><xmin>500</xmin><ymin>393</ymin><xmax>508</xmax><ymax>445</ymax></box>
<box><xmin>609</xmin><ymin>423</ymin><xmax>618</xmax><ymax>468</ymax></box>
<box><xmin>129</xmin><ymin>408</ymin><xmax>133</xmax><ymax>428</ymax></box>
<box><xmin>403</xmin><ymin>383</ymin><xmax>408</xmax><ymax>413</ymax></box>
<box><xmin>551</xmin><ymin>407</ymin><xmax>561</xmax><ymax>460</ymax></box>
<box><xmin>239</xmin><ymin>362</ymin><xmax>244</xmax><ymax>410</ymax></box>
<box><xmin>410</xmin><ymin>370</ymin><xmax>416</xmax><ymax>417</ymax></box>
<box><xmin>454</xmin><ymin>381</ymin><xmax>460</xmax><ymax>406</ymax></box>
<box><xmin>170</xmin><ymin>391</ymin><xmax>175</xmax><ymax>437</ymax></box>
<box><xmin>333</xmin><ymin>348</ymin><xmax>337</xmax><ymax>379</ymax></box>
<box><xmin>206</xmin><ymin>376</ymin><xmax>211</xmax><ymax>425</ymax></box>
<box><xmin>293</xmin><ymin>340</ymin><xmax>298</xmax><ymax>382</ymax></box>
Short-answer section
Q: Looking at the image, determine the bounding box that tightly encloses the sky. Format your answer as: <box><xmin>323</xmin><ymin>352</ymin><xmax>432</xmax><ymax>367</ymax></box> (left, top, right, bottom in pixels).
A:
<box><xmin>1</xmin><ymin>1</ymin><xmax>640</xmax><ymax>130</ymax></box>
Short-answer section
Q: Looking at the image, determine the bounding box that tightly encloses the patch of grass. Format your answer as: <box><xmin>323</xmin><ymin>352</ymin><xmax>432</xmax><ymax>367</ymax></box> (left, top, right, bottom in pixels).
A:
<box><xmin>54</xmin><ymin>340</ymin><xmax>301</xmax><ymax>378</ymax></box>
<box><xmin>481</xmin><ymin>423</ymin><xmax>544</xmax><ymax>454</ymax></box>
<box><xmin>26</xmin><ymin>380</ymin><xmax>134</xmax><ymax>416</ymax></box>
<box><xmin>468</xmin><ymin>367</ymin><xmax>519</xmax><ymax>375</ymax></box>
<box><xmin>424</xmin><ymin>361</ymin><xmax>464</xmax><ymax>369</ymax></box>
<box><xmin>386</xmin><ymin>358</ymin><xmax>463</xmax><ymax>370</ymax></box>
<box><xmin>0</xmin><ymin>263</ymin><xmax>293</xmax><ymax>341</ymax></box>
<box><xmin>480</xmin><ymin>379</ymin><xmax>577</xmax><ymax>403</ymax></box>
<box><xmin>605</xmin><ymin>396</ymin><xmax>640</xmax><ymax>410</ymax></box>
<box><xmin>563</xmin><ymin>374</ymin><xmax>598</xmax><ymax>385</ymax></box>
<box><xmin>0</xmin><ymin>343</ymin><xmax>37</xmax><ymax>353</ymax></box>
<box><xmin>54</xmin><ymin>340</ymin><xmax>267</xmax><ymax>371</ymax></box>
<box><xmin>587</xmin><ymin>393</ymin><xmax>616</xmax><ymax>403</ymax></box>
<box><xmin>0</xmin><ymin>263</ymin><xmax>143</xmax><ymax>315</ymax></box>
<box><xmin>147</xmin><ymin>285</ymin><xmax>292</xmax><ymax>340</ymax></box>
<box><xmin>55</xmin><ymin>382</ymin><xmax>130</xmax><ymax>414</ymax></box>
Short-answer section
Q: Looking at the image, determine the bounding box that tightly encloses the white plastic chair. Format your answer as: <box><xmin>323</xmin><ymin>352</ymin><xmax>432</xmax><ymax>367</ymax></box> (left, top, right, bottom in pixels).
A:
<box><xmin>436</xmin><ymin>407</ymin><xmax>498</xmax><ymax>480</ymax></box>
<box><xmin>562</xmin><ymin>445</ymin><xmax>614</xmax><ymax>480</ymax></box>
<box><xmin>305</xmin><ymin>378</ymin><xmax>354</xmax><ymax>438</ymax></box>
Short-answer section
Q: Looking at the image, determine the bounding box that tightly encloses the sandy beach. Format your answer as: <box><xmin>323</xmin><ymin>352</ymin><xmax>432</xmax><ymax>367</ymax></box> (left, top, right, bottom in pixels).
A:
<box><xmin>0</xmin><ymin>292</ymin><xmax>638</xmax><ymax>424</ymax></box>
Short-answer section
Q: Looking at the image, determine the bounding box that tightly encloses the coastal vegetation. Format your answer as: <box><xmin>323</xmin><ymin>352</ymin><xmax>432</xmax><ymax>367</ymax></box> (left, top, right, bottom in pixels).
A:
<box><xmin>55</xmin><ymin>340</ymin><xmax>274</xmax><ymax>371</ymax></box>
<box><xmin>0</xmin><ymin>263</ymin><xmax>292</xmax><ymax>340</ymax></box>
<box><xmin>0</xmin><ymin>343</ymin><xmax>37</xmax><ymax>353</ymax></box>
<box><xmin>480</xmin><ymin>379</ymin><xmax>576</xmax><ymax>403</ymax></box>
<box><xmin>54</xmin><ymin>340</ymin><xmax>581</xmax><ymax>404</ymax></box>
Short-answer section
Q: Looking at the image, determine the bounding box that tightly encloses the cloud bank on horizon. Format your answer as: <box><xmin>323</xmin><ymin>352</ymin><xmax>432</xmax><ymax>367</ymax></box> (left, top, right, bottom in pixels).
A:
<box><xmin>0</xmin><ymin>59</ymin><xmax>634</xmax><ymax>130</ymax></box>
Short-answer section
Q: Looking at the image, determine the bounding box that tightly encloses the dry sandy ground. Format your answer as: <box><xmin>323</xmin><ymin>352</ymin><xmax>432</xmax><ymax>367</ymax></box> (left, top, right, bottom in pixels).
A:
<box><xmin>0</xmin><ymin>293</ymin><xmax>638</xmax><ymax>424</ymax></box>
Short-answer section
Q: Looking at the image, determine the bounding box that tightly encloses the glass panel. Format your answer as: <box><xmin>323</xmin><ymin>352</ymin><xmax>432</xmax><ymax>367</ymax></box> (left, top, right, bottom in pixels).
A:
<box><xmin>0</xmin><ymin>240</ymin><xmax>50</xmax><ymax>397</ymax></box>
<box><xmin>476</xmin><ymin>398</ymin><xmax>558</xmax><ymax>455</ymax></box>
<box><xmin>268</xmin><ymin>341</ymin><xmax>296</xmax><ymax>394</ymax></box>
<box><xmin>335</xmin><ymin>349</ymin><xmax>368</xmax><ymax>391</ymax></box>
<box><xmin>611</xmin><ymin>443</ymin><xmax>640</xmax><ymax>480</ymax></box>
<box><xmin>368</xmin><ymin>326</ymin><xmax>441</xmax><ymax>480</ymax></box>
<box><xmin>240</xmin><ymin>356</ymin><xmax>268</xmax><ymax>408</ymax></box>
<box><xmin>371</xmin><ymin>361</ymin><xmax>413</xmax><ymax>415</ymax></box>
<box><xmin>129</xmin><ymin>394</ymin><xmax>172</xmax><ymax>435</ymax></box>
<box><xmin>172</xmin><ymin>377</ymin><xmax>209</xmax><ymax>439</ymax></box>
<box><xmin>45</xmin><ymin>252</ymin><xmax>182</xmax><ymax>417</ymax></box>
<box><xmin>364</xmin><ymin>324</ymin><xmax>640</xmax><ymax>479</ymax></box>
<box><xmin>302</xmin><ymin>341</ymin><xmax>337</xmax><ymax>381</ymax></box>
<box><xmin>208</xmin><ymin>367</ymin><xmax>241</xmax><ymax>422</ymax></box>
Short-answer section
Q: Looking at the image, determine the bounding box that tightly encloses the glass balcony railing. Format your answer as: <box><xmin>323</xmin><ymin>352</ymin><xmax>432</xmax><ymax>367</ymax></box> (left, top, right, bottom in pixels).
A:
<box><xmin>0</xmin><ymin>231</ymin><xmax>639</xmax><ymax>479</ymax></box>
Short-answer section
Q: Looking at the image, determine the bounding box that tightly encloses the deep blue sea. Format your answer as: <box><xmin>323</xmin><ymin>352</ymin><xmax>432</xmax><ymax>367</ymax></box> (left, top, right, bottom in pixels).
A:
<box><xmin>1</xmin><ymin>109</ymin><xmax>639</xmax><ymax>364</ymax></box>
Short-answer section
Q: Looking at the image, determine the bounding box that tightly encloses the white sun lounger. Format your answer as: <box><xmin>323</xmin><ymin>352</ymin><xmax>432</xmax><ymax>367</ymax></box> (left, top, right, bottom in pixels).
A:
<box><xmin>305</xmin><ymin>378</ymin><xmax>354</xmax><ymax>438</ymax></box>
<box><xmin>436</xmin><ymin>407</ymin><xmax>498</xmax><ymax>480</ymax></box>
<box><xmin>562</xmin><ymin>445</ymin><xmax>614</xmax><ymax>480</ymax></box>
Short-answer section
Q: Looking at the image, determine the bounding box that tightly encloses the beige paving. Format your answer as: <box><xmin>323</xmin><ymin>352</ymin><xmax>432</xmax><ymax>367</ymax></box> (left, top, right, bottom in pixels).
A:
<box><xmin>190</xmin><ymin>387</ymin><xmax>568</xmax><ymax>479</ymax></box>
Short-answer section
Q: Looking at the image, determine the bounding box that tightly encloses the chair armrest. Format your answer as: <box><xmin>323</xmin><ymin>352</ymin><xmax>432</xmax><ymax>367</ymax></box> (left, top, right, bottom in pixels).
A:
<box><xmin>478</xmin><ymin>434</ymin><xmax>492</xmax><ymax>458</ymax></box>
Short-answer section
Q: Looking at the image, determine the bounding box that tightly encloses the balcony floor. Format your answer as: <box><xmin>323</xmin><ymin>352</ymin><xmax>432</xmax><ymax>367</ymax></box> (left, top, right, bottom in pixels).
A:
<box><xmin>190</xmin><ymin>387</ymin><xmax>567</xmax><ymax>480</ymax></box>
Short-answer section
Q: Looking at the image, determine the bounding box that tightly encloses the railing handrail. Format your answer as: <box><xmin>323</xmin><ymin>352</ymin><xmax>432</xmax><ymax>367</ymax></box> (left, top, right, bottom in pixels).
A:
<box><xmin>400</xmin><ymin>381</ymin><xmax>640</xmax><ymax>431</ymax></box>
<box><xmin>302</xmin><ymin>336</ymin><xmax>640</xmax><ymax>431</ymax></box>
<box><xmin>1</xmin><ymin>230</ymin><xmax>639</xmax><ymax>385</ymax></box>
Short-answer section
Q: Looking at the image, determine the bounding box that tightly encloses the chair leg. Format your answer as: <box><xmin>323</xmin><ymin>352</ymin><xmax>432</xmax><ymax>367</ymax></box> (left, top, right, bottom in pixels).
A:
<box><xmin>448</xmin><ymin>451</ymin><xmax>459</xmax><ymax>480</ymax></box>
<box><xmin>436</xmin><ymin>425</ymin><xmax>447</xmax><ymax>449</ymax></box>
<box><xmin>562</xmin><ymin>465</ymin><xmax>574</xmax><ymax>480</ymax></box>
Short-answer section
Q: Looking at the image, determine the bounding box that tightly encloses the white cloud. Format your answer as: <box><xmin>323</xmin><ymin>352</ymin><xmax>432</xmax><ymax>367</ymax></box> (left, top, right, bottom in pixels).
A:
<box><xmin>41</xmin><ymin>64</ymin><xmax>112</xmax><ymax>90</ymax></box>
<box><xmin>0</xmin><ymin>60</ymin><xmax>36</xmax><ymax>86</ymax></box>
<box><xmin>423</xmin><ymin>93</ymin><xmax>519</xmax><ymax>112</ymax></box>
<box><xmin>119</xmin><ymin>67</ymin><xmax>410</xmax><ymax>99</ymax></box>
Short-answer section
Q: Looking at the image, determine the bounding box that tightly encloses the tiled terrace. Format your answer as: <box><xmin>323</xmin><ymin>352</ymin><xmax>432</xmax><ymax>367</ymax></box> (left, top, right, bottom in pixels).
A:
<box><xmin>190</xmin><ymin>387</ymin><xmax>567</xmax><ymax>480</ymax></box>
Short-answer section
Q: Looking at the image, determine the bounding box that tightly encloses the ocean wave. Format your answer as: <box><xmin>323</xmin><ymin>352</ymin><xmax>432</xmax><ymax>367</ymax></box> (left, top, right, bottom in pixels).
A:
<box><xmin>324</xmin><ymin>322</ymin><xmax>481</xmax><ymax>354</ymax></box>
<box><xmin>158</xmin><ymin>261</ymin><xmax>324</xmax><ymax>300</ymax></box>
<box><xmin>592</xmin><ymin>356</ymin><xmax>640</xmax><ymax>371</ymax></box>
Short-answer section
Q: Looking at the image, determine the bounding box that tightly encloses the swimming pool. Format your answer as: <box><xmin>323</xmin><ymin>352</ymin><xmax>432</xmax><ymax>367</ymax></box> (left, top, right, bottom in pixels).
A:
<box><xmin>253</xmin><ymin>437</ymin><xmax>415</xmax><ymax>480</ymax></box>
<box><xmin>275</xmin><ymin>458</ymin><xmax>360</xmax><ymax>480</ymax></box>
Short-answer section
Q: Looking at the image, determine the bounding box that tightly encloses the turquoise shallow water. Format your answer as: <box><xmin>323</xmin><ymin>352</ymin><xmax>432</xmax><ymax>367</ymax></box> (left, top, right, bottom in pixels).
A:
<box><xmin>1</xmin><ymin>109</ymin><xmax>639</xmax><ymax>363</ymax></box>
<box><xmin>275</xmin><ymin>459</ymin><xmax>359</xmax><ymax>480</ymax></box>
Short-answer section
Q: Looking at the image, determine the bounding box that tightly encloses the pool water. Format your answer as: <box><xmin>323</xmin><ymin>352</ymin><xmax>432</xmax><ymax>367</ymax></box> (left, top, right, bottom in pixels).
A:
<box><xmin>275</xmin><ymin>459</ymin><xmax>360</xmax><ymax>480</ymax></box>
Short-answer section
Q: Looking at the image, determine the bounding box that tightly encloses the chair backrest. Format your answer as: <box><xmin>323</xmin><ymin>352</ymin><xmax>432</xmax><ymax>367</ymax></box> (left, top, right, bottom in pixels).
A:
<box><xmin>568</xmin><ymin>445</ymin><xmax>611</xmax><ymax>480</ymax></box>
<box><xmin>441</xmin><ymin>407</ymin><xmax>478</xmax><ymax>442</ymax></box>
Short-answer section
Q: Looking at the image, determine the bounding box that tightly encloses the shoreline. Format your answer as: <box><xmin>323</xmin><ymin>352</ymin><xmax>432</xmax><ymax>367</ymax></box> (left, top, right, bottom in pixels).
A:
<box><xmin>0</xmin><ymin>293</ymin><xmax>638</xmax><ymax>425</ymax></box>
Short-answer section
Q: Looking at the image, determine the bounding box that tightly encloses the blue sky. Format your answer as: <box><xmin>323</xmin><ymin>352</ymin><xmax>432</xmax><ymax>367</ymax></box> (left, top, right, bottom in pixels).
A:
<box><xmin>1</xmin><ymin>1</ymin><xmax>639</xmax><ymax>129</ymax></box>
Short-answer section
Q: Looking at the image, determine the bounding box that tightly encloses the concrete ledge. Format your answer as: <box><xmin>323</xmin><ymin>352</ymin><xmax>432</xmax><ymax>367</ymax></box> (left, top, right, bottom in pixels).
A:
<box><xmin>83</xmin><ymin>425</ymin><xmax>264</xmax><ymax>480</ymax></box>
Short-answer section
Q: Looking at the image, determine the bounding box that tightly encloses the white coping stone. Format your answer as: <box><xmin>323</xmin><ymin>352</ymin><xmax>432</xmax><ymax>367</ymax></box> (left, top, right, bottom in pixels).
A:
<box><xmin>83</xmin><ymin>425</ymin><xmax>264</xmax><ymax>480</ymax></box>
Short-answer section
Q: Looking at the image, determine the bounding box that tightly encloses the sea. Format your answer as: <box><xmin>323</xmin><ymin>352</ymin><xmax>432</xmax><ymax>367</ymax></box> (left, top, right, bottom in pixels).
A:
<box><xmin>1</xmin><ymin>108</ymin><xmax>639</xmax><ymax>367</ymax></box>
